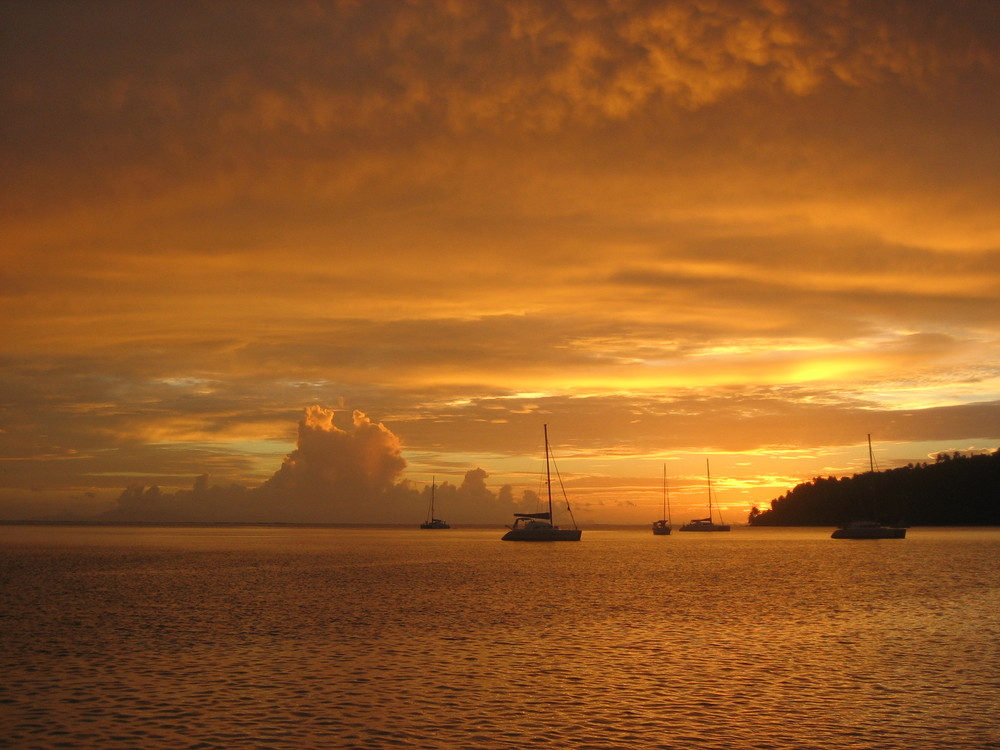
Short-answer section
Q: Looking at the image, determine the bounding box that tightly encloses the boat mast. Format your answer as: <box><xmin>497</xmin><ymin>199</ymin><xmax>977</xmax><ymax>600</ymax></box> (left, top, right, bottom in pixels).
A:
<box><xmin>662</xmin><ymin>464</ymin><xmax>668</xmax><ymax>522</ymax></box>
<box><xmin>706</xmin><ymin>459</ymin><xmax>713</xmax><ymax>523</ymax></box>
<box><xmin>544</xmin><ymin>424</ymin><xmax>553</xmax><ymax>521</ymax></box>
<box><xmin>866</xmin><ymin>433</ymin><xmax>880</xmax><ymax>521</ymax></box>
<box><xmin>430</xmin><ymin>476</ymin><xmax>435</xmax><ymax>520</ymax></box>
<box><xmin>666</xmin><ymin>465</ymin><xmax>672</xmax><ymax>525</ymax></box>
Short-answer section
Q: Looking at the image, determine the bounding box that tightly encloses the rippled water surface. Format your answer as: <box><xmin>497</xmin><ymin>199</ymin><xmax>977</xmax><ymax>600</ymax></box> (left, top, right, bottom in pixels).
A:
<box><xmin>2</xmin><ymin>525</ymin><xmax>998</xmax><ymax>749</ymax></box>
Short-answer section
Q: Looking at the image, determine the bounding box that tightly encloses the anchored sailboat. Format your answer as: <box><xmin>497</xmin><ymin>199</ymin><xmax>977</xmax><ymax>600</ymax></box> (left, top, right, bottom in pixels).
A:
<box><xmin>652</xmin><ymin>463</ymin><xmax>672</xmax><ymax>535</ymax></box>
<box><xmin>502</xmin><ymin>425</ymin><xmax>582</xmax><ymax>541</ymax></box>
<box><xmin>419</xmin><ymin>477</ymin><xmax>450</xmax><ymax>529</ymax></box>
<box><xmin>679</xmin><ymin>459</ymin><xmax>730</xmax><ymax>531</ymax></box>
<box><xmin>831</xmin><ymin>435</ymin><xmax>906</xmax><ymax>539</ymax></box>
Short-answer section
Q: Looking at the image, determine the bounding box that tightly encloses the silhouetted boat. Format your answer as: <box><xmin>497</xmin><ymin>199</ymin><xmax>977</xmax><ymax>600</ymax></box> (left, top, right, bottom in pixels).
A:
<box><xmin>420</xmin><ymin>477</ymin><xmax>450</xmax><ymax>529</ymax></box>
<box><xmin>502</xmin><ymin>425</ymin><xmax>581</xmax><ymax>542</ymax></box>
<box><xmin>652</xmin><ymin>464</ymin><xmax>672</xmax><ymax>535</ymax></box>
<box><xmin>832</xmin><ymin>520</ymin><xmax>906</xmax><ymax>539</ymax></box>
<box><xmin>679</xmin><ymin>460</ymin><xmax>730</xmax><ymax>531</ymax></box>
<box><xmin>831</xmin><ymin>435</ymin><xmax>906</xmax><ymax>539</ymax></box>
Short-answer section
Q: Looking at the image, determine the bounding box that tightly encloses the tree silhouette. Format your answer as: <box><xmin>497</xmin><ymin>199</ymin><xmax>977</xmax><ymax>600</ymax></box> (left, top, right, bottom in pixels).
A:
<box><xmin>749</xmin><ymin>449</ymin><xmax>1000</xmax><ymax>526</ymax></box>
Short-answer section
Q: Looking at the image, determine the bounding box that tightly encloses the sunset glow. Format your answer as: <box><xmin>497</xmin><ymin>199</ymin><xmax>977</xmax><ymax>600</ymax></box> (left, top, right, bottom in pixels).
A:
<box><xmin>1</xmin><ymin>0</ymin><xmax>998</xmax><ymax>523</ymax></box>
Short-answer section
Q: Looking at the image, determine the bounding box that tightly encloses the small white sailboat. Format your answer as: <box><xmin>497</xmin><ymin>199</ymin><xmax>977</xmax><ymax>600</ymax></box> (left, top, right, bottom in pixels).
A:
<box><xmin>832</xmin><ymin>435</ymin><xmax>906</xmax><ymax>539</ymax></box>
<box><xmin>420</xmin><ymin>477</ymin><xmax>450</xmax><ymax>529</ymax></box>
<box><xmin>679</xmin><ymin>459</ymin><xmax>730</xmax><ymax>532</ymax></box>
<box><xmin>502</xmin><ymin>425</ymin><xmax>582</xmax><ymax>542</ymax></box>
<box><xmin>652</xmin><ymin>464</ymin><xmax>672</xmax><ymax>535</ymax></box>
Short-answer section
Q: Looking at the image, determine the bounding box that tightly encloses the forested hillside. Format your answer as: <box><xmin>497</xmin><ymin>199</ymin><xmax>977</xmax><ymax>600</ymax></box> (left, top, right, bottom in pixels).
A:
<box><xmin>749</xmin><ymin>449</ymin><xmax>1000</xmax><ymax>526</ymax></box>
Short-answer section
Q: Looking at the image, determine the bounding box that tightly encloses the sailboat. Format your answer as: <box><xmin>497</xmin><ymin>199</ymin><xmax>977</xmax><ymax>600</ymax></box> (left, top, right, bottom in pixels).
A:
<box><xmin>502</xmin><ymin>425</ymin><xmax>582</xmax><ymax>541</ymax></box>
<box><xmin>831</xmin><ymin>435</ymin><xmax>906</xmax><ymax>539</ymax></box>
<box><xmin>419</xmin><ymin>477</ymin><xmax>450</xmax><ymax>529</ymax></box>
<box><xmin>652</xmin><ymin>464</ymin><xmax>672</xmax><ymax>535</ymax></box>
<box><xmin>679</xmin><ymin>459</ymin><xmax>731</xmax><ymax>531</ymax></box>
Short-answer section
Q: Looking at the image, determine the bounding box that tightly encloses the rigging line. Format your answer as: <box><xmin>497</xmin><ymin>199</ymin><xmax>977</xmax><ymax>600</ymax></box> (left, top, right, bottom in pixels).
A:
<box><xmin>711</xmin><ymin>484</ymin><xmax>725</xmax><ymax>525</ymax></box>
<box><xmin>533</xmin><ymin>471</ymin><xmax>547</xmax><ymax>514</ymax></box>
<box><xmin>549</xmin><ymin>452</ymin><xmax>579</xmax><ymax>528</ymax></box>
<box><xmin>664</xmin><ymin>464</ymin><xmax>672</xmax><ymax>525</ymax></box>
<box><xmin>706</xmin><ymin>460</ymin><xmax>725</xmax><ymax>525</ymax></box>
<box><xmin>867</xmin><ymin>433</ymin><xmax>880</xmax><ymax>473</ymax></box>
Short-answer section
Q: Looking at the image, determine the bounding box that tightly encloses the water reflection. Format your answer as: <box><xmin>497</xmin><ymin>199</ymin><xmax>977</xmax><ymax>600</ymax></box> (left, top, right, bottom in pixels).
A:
<box><xmin>1</xmin><ymin>526</ymin><xmax>998</xmax><ymax>748</ymax></box>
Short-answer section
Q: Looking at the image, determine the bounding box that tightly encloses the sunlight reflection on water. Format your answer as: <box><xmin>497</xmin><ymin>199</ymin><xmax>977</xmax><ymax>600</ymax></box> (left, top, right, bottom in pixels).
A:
<box><xmin>2</xmin><ymin>525</ymin><xmax>998</xmax><ymax>748</ymax></box>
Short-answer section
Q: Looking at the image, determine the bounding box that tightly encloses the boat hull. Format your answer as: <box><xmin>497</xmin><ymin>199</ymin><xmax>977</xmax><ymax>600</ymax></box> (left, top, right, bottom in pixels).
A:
<box><xmin>651</xmin><ymin>521</ymin><xmax>671</xmax><ymax>535</ymax></box>
<box><xmin>679</xmin><ymin>522</ymin><xmax>730</xmax><ymax>532</ymax></box>
<box><xmin>420</xmin><ymin>521</ymin><xmax>450</xmax><ymax>529</ymax></box>
<box><xmin>501</xmin><ymin>527</ymin><xmax>582</xmax><ymax>542</ymax></box>
<box><xmin>832</xmin><ymin>522</ymin><xmax>905</xmax><ymax>539</ymax></box>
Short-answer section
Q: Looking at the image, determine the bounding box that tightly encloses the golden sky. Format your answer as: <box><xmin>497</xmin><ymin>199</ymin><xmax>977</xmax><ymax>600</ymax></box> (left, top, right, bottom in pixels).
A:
<box><xmin>2</xmin><ymin>0</ymin><xmax>998</xmax><ymax>523</ymax></box>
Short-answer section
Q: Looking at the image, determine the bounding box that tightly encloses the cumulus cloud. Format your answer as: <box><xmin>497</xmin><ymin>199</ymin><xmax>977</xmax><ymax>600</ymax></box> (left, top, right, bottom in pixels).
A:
<box><xmin>96</xmin><ymin>406</ymin><xmax>514</xmax><ymax>524</ymax></box>
<box><xmin>262</xmin><ymin>407</ymin><xmax>406</xmax><ymax>501</ymax></box>
<box><xmin>420</xmin><ymin>467</ymin><xmax>525</xmax><ymax>525</ymax></box>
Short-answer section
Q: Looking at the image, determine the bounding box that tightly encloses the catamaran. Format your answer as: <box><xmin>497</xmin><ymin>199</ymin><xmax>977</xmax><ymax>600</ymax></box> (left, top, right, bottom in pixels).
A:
<box><xmin>652</xmin><ymin>463</ymin><xmax>672</xmax><ymax>535</ymax></box>
<box><xmin>502</xmin><ymin>425</ymin><xmax>582</xmax><ymax>541</ymax></box>
<box><xmin>679</xmin><ymin>459</ymin><xmax>730</xmax><ymax>531</ymax></box>
<box><xmin>831</xmin><ymin>435</ymin><xmax>906</xmax><ymax>539</ymax></box>
<box><xmin>419</xmin><ymin>477</ymin><xmax>450</xmax><ymax>529</ymax></box>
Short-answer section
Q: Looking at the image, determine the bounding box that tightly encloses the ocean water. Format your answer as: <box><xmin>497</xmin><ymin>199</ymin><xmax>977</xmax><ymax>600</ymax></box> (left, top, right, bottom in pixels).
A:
<box><xmin>1</xmin><ymin>525</ymin><xmax>998</xmax><ymax>749</ymax></box>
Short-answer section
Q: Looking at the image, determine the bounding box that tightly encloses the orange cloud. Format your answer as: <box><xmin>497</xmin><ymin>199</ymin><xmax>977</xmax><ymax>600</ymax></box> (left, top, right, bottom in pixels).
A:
<box><xmin>1</xmin><ymin>1</ymin><xmax>998</xmax><ymax>520</ymax></box>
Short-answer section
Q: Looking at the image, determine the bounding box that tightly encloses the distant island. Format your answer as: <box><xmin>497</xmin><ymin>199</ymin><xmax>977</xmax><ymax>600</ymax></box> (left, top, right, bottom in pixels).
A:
<box><xmin>749</xmin><ymin>449</ymin><xmax>1000</xmax><ymax>526</ymax></box>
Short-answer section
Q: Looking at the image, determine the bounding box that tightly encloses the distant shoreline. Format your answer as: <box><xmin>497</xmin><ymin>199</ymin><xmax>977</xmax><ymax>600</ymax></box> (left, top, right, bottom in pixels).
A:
<box><xmin>3</xmin><ymin>520</ymin><xmax>998</xmax><ymax>530</ymax></box>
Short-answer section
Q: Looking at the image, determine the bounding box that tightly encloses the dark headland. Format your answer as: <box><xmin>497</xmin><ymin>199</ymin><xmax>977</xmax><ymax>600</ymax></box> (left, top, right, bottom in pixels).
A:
<box><xmin>749</xmin><ymin>449</ymin><xmax>1000</xmax><ymax>527</ymax></box>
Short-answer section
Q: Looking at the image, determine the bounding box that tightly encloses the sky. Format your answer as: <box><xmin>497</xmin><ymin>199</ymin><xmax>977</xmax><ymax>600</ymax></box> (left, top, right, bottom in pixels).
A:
<box><xmin>1</xmin><ymin>0</ymin><xmax>998</xmax><ymax>525</ymax></box>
